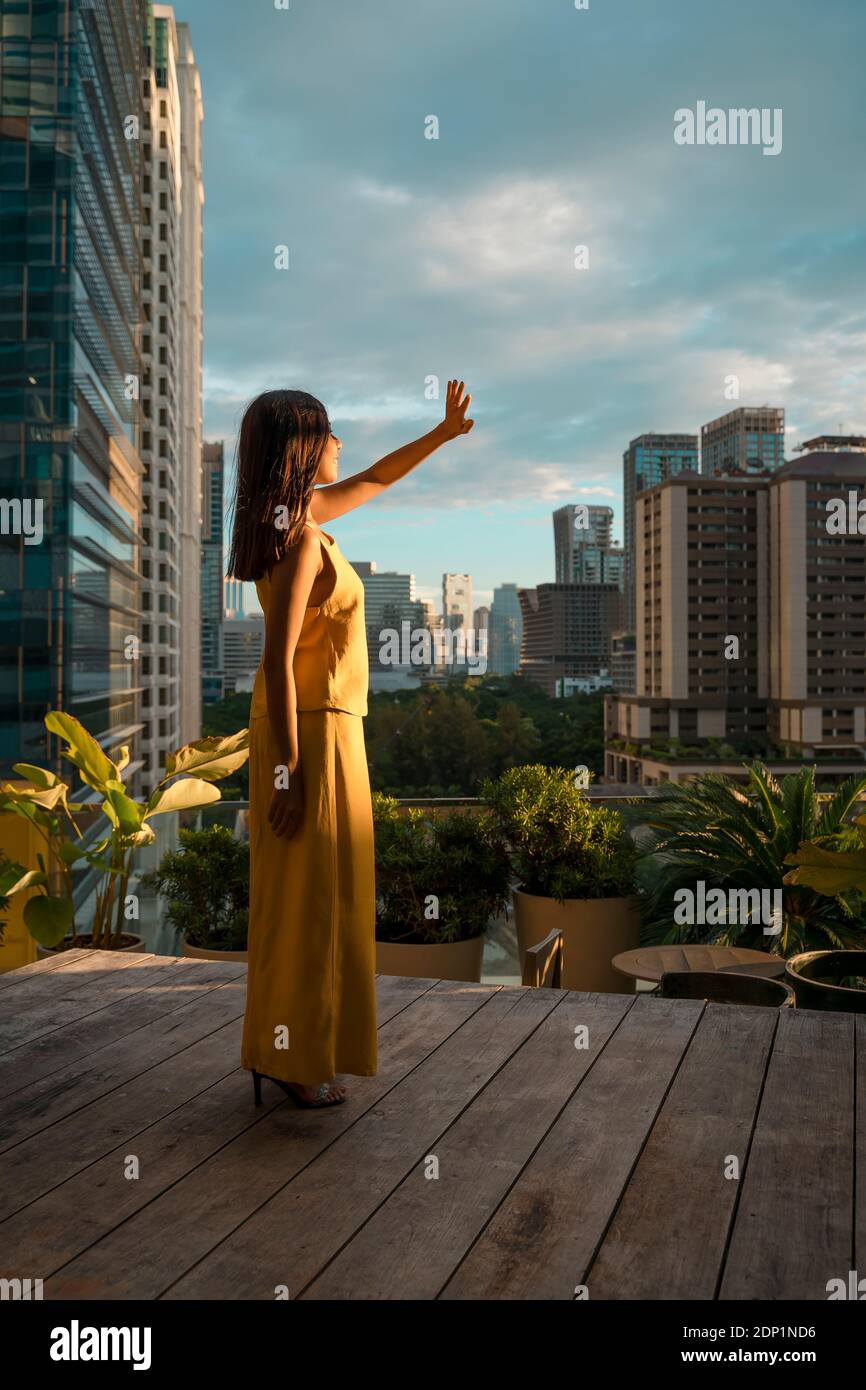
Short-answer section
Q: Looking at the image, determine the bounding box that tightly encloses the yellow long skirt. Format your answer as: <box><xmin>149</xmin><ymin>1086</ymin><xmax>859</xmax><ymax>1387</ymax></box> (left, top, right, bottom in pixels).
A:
<box><xmin>241</xmin><ymin>709</ymin><xmax>378</xmax><ymax>1084</ymax></box>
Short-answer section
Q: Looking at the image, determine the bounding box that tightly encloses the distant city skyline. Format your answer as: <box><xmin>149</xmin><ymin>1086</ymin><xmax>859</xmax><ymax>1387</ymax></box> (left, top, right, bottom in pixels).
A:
<box><xmin>179</xmin><ymin>0</ymin><xmax>866</xmax><ymax>608</ymax></box>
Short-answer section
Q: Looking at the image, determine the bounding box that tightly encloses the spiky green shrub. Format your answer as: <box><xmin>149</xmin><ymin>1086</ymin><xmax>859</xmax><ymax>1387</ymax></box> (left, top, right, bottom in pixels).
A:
<box><xmin>634</xmin><ymin>762</ymin><xmax>866</xmax><ymax>955</ymax></box>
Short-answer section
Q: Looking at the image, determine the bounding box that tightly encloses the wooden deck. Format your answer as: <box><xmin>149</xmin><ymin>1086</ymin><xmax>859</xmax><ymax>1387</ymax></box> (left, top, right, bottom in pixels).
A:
<box><xmin>0</xmin><ymin>948</ymin><xmax>862</xmax><ymax>1301</ymax></box>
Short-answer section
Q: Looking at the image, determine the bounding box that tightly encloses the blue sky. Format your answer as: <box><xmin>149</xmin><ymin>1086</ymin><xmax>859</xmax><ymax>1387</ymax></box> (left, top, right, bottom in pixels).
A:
<box><xmin>177</xmin><ymin>0</ymin><xmax>866</xmax><ymax>612</ymax></box>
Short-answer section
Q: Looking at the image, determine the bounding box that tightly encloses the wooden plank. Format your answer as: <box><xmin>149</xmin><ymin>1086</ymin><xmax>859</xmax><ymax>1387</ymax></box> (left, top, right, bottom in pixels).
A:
<box><xmin>0</xmin><ymin>952</ymin><xmax>184</xmax><ymax>1054</ymax></box>
<box><xmin>162</xmin><ymin>987</ymin><xmax>569</xmax><ymax>1300</ymax></box>
<box><xmin>0</xmin><ymin>973</ymin><xmax>247</xmax><ymax>1207</ymax></box>
<box><xmin>37</xmin><ymin>980</ymin><xmax>498</xmax><ymax>1299</ymax></box>
<box><xmin>586</xmin><ymin>1002</ymin><xmax>776</xmax><ymax>1299</ymax></box>
<box><xmin>0</xmin><ymin>948</ymin><xmax>91</xmax><ymax>989</ymax></box>
<box><xmin>0</xmin><ymin>957</ymin><xmax>236</xmax><ymax>1099</ymax></box>
<box><xmin>440</xmin><ymin>992</ymin><xmax>704</xmax><ymax>1299</ymax></box>
<box><xmin>719</xmin><ymin>1007</ymin><xmax>855</xmax><ymax>1300</ymax></box>
<box><xmin>303</xmin><ymin>990</ymin><xmax>636</xmax><ymax>1299</ymax></box>
<box><xmin>0</xmin><ymin>949</ymin><xmax>144</xmax><ymax>1023</ymax></box>
<box><xmin>0</xmin><ymin>975</ymin><xmax>439</xmax><ymax>1283</ymax></box>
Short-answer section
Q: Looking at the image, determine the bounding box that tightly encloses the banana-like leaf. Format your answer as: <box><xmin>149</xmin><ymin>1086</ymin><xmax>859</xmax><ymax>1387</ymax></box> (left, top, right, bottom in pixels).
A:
<box><xmin>115</xmin><ymin>746</ymin><xmax>130</xmax><ymax>775</ymax></box>
<box><xmin>163</xmin><ymin>730</ymin><xmax>250</xmax><ymax>781</ymax></box>
<box><xmin>45</xmin><ymin>710</ymin><xmax>117</xmax><ymax>791</ymax></box>
<box><xmin>11</xmin><ymin>763</ymin><xmax>62</xmax><ymax>789</ymax></box>
<box><xmin>145</xmin><ymin>777</ymin><xmax>222</xmax><ymax>818</ymax></box>
<box><xmin>0</xmin><ymin>866</ymin><xmax>46</xmax><ymax>896</ymax></box>
<box><xmin>56</xmin><ymin>840</ymin><xmax>89</xmax><ymax>864</ymax></box>
<box><xmin>180</xmin><ymin>748</ymin><xmax>250</xmax><ymax>783</ymax></box>
<box><xmin>103</xmin><ymin>787</ymin><xmax>144</xmax><ymax>835</ymax></box>
<box><xmin>23</xmin><ymin>894</ymin><xmax>74</xmax><ymax>947</ymax></box>
<box><xmin>2</xmin><ymin>782</ymin><xmax>68</xmax><ymax>812</ymax></box>
<box><xmin>128</xmin><ymin>824</ymin><xmax>156</xmax><ymax>847</ymax></box>
<box><xmin>783</xmin><ymin>841</ymin><xmax>866</xmax><ymax>896</ymax></box>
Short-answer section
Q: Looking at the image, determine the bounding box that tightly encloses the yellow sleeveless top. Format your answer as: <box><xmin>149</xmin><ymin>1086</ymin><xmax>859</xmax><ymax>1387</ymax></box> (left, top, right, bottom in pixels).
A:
<box><xmin>250</xmin><ymin>529</ymin><xmax>369</xmax><ymax>718</ymax></box>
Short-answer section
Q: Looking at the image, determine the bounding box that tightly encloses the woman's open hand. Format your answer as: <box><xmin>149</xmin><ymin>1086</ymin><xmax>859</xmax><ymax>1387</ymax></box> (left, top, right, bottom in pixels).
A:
<box><xmin>440</xmin><ymin>379</ymin><xmax>474</xmax><ymax>439</ymax></box>
<box><xmin>267</xmin><ymin>770</ymin><xmax>304</xmax><ymax>840</ymax></box>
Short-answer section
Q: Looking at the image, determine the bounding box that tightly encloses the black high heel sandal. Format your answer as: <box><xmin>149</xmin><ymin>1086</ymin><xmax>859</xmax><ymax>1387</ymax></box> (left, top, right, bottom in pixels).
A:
<box><xmin>251</xmin><ymin>1069</ymin><xmax>346</xmax><ymax>1109</ymax></box>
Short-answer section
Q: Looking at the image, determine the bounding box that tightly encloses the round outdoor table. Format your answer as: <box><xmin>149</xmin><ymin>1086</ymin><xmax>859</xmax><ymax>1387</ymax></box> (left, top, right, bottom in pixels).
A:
<box><xmin>611</xmin><ymin>944</ymin><xmax>786</xmax><ymax>985</ymax></box>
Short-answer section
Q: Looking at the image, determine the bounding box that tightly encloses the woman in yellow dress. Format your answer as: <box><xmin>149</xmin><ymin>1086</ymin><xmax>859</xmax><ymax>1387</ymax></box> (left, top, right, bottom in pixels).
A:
<box><xmin>227</xmin><ymin>382</ymin><xmax>474</xmax><ymax>1108</ymax></box>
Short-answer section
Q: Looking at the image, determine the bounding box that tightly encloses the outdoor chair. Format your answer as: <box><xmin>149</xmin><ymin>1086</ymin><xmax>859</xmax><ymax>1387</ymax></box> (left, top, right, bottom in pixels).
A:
<box><xmin>522</xmin><ymin>929</ymin><xmax>563</xmax><ymax>988</ymax></box>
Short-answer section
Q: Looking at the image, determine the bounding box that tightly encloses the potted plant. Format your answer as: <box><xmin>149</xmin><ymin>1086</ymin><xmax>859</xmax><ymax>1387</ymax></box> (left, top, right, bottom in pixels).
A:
<box><xmin>142</xmin><ymin>825</ymin><xmax>249</xmax><ymax>961</ymax></box>
<box><xmin>782</xmin><ymin>814</ymin><xmax>866</xmax><ymax>1010</ymax></box>
<box><xmin>0</xmin><ymin>712</ymin><xmax>249</xmax><ymax>952</ymax></box>
<box><xmin>482</xmin><ymin>764</ymin><xmax>638</xmax><ymax>992</ymax></box>
<box><xmin>373</xmin><ymin>793</ymin><xmax>510</xmax><ymax>982</ymax></box>
<box><xmin>635</xmin><ymin>763</ymin><xmax>866</xmax><ymax>957</ymax></box>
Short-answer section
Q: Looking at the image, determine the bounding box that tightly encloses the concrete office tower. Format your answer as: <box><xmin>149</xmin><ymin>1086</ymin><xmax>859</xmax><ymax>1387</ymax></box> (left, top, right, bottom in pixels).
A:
<box><xmin>175</xmin><ymin>21</ymin><xmax>203</xmax><ymax>742</ymax></box>
<box><xmin>473</xmin><ymin>605</ymin><xmax>490</xmax><ymax>632</ymax></box>
<box><xmin>223</xmin><ymin>615</ymin><xmax>265</xmax><ymax>695</ymax></box>
<box><xmin>700</xmin><ymin>406</ymin><xmax>785</xmax><ymax>477</ymax></box>
<box><xmin>553</xmin><ymin>504</ymin><xmax>623</xmax><ymax>586</ymax></box>
<box><xmin>622</xmin><ymin>434</ymin><xmax>698</xmax><ymax>631</ymax></box>
<box><xmin>224</xmin><ymin>577</ymin><xmax>245</xmax><ymax>620</ymax></box>
<box><xmin>605</xmin><ymin>451</ymin><xmax>866</xmax><ymax>785</ymax></box>
<box><xmin>489</xmin><ymin>584</ymin><xmax>523</xmax><ymax>676</ymax></box>
<box><xmin>351</xmin><ymin>562</ymin><xmax>427</xmax><ymax>684</ymax></box>
<box><xmin>519</xmin><ymin>583</ymin><xmax>624</xmax><ymax>697</ymax></box>
<box><xmin>0</xmin><ymin>0</ymin><xmax>145</xmax><ymax>781</ymax></box>
<box><xmin>139</xmin><ymin>6</ymin><xmax>203</xmax><ymax>783</ymax></box>
<box><xmin>200</xmin><ymin>442</ymin><xmax>225</xmax><ymax>703</ymax></box>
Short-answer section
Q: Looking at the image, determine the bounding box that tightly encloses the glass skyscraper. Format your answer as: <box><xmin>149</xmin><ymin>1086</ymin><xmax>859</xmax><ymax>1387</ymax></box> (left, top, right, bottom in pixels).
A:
<box><xmin>0</xmin><ymin>0</ymin><xmax>146</xmax><ymax>779</ymax></box>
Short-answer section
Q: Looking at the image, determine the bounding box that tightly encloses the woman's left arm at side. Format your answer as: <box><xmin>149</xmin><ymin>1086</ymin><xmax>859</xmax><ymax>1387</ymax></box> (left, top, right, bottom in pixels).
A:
<box><xmin>311</xmin><ymin>378</ymin><xmax>474</xmax><ymax>523</ymax></box>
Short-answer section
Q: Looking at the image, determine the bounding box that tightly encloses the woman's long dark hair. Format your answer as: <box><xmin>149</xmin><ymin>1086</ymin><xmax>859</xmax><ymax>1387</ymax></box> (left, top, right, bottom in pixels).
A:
<box><xmin>226</xmin><ymin>389</ymin><xmax>331</xmax><ymax>581</ymax></box>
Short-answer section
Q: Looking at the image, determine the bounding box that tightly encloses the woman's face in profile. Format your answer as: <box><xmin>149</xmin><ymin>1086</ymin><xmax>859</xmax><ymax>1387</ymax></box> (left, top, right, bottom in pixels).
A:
<box><xmin>316</xmin><ymin>430</ymin><xmax>341</xmax><ymax>484</ymax></box>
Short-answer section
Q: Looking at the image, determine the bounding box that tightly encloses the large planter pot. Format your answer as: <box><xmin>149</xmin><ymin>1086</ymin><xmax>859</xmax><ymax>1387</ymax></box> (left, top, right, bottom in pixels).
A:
<box><xmin>376</xmin><ymin>934</ymin><xmax>485</xmax><ymax>983</ymax></box>
<box><xmin>37</xmin><ymin>933</ymin><xmax>145</xmax><ymax>959</ymax></box>
<box><xmin>181</xmin><ymin>939</ymin><xmax>248</xmax><ymax>963</ymax></box>
<box><xmin>785</xmin><ymin>950</ymin><xmax>866</xmax><ymax>1013</ymax></box>
<box><xmin>513</xmin><ymin>889</ymin><xmax>639</xmax><ymax>993</ymax></box>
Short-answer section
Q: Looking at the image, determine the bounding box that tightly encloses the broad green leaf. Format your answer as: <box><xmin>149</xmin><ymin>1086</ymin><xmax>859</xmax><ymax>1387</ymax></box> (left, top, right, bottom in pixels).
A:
<box><xmin>115</xmin><ymin>746</ymin><xmax>130</xmax><ymax>775</ymax></box>
<box><xmin>128</xmin><ymin>824</ymin><xmax>156</xmax><ymax>847</ymax></box>
<box><xmin>11</xmin><ymin>763</ymin><xmax>62</xmax><ymax>789</ymax></box>
<box><xmin>2</xmin><ymin>782</ymin><xmax>68</xmax><ymax>812</ymax></box>
<box><xmin>23</xmin><ymin>894</ymin><xmax>74</xmax><ymax>948</ymax></box>
<box><xmin>145</xmin><ymin>777</ymin><xmax>221</xmax><ymax>818</ymax></box>
<box><xmin>56</xmin><ymin>840</ymin><xmax>88</xmax><ymax>864</ymax></box>
<box><xmin>0</xmin><ymin>866</ymin><xmax>46</xmax><ymax>896</ymax></box>
<box><xmin>44</xmin><ymin>710</ymin><xmax>117</xmax><ymax>791</ymax></box>
<box><xmin>103</xmin><ymin>787</ymin><xmax>144</xmax><ymax>835</ymax></box>
<box><xmin>164</xmin><ymin>730</ymin><xmax>250</xmax><ymax>780</ymax></box>
<box><xmin>783</xmin><ymin>841</ymin><xmax>866</xmax><ymax>896</ymax></box>
<box><xmin>181</xmin><ymin>749</ymin><xmax>250</xmax><ymax>783</ymax></box>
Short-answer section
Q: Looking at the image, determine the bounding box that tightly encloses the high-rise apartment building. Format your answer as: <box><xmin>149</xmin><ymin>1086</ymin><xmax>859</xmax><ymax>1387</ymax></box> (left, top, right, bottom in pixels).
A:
<box><xmin>700</xmin><ymin>406</ymin><xmax>785</xmax><ymax>477</ymax></box>
<box><xmin>489</xmin><ymin>584</ymin><xmax>522</xmax><ymax>676</ymax></box>
<box><xmin>606</xmin><ymin>450</ymin><xmax>866</xmax><ymax>784</ymax></box>
<box><xmin>622</xmin><ymin>433</ymin><xmax>698</xmax><ymax>630</ymax></box>
<box><xmin>139</xmin><ymin>5</ymin><xmax>203</xmax><ymax>783</ymax></box>
<box><xmin>175</xmin><ymin>19</ymin><xmax>203</xmax><ymax>743</ymax></box>
<box><xmin>200</xmin><ymin>441</ymin><xmax>224</xmax><ymax>703</ymax></box>
<box><xmin>442</xmin><ymin>572</ymin><xmax>472</xmax><ymax>630</ymax></box>
<box><xmin>0</xmin><ymin>0</ymin><xmax>146</xmax><ymax>781</ymax></box>
<box><xmin>519</xmin><ymin>583</ymin><xmax>624</xmax><ymax>697</ymax></box>
<box><xmin>553</xmin><ymin>503</ymin><xmax>624</xmax><ymax>586</ymax></box>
